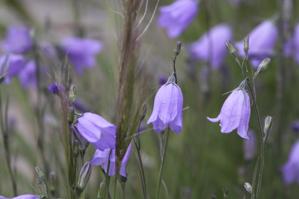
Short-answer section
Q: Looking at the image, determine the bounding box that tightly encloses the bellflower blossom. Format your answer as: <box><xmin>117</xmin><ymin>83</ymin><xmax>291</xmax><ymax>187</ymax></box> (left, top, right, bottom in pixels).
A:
<box><xmin>282</xmin><ymin>141</ymin><xmax>299</xmax><ymax>184</ymax></box>
<box><xmin>0</xmin><ymin>194</ymin><xmax>39</xmax><ymax>199</ymax></box>
<box><xmin>243</xmin><ymin>130</ymin><xmax>256</xmax><ymax>160</ymax></box>
<box><xmin>60</xmin><ymin>37</ymin><xmax>103</xmax><ymax>74</ymax></box>
<box><xmin>189</xmin><ymin>24</ymin><xmax>233</xmax><ymax>69</ymax></box>
<box><xmin>18</xmin><ymin>60</ymin><xmax>36</xmax><ymax>88</ymax></box>
<box><xmin>235</xmin><ymin>20</ymin><xmax>278</xmax><ymax>68</ymax></box>
<box><xmin>158</xmin><ymin>0</ymin><xmax>198</xmax><ymax>38</ymax></box>
<box><xmin>284</xmin><ymin>24</ymin><xmax>299</xmax><ymax>64</ymax></box>
<box><xmin>0</xmin><ymin>54</ymin><xmax>27</xmax><ymax>83</ymax></box>
<box><xmin>2</xmin><ymin>25</ymin><xmax>33</xmax><ymax>54</ymax></box>
<box><xmin>147</xmin><ymin>77</ymin><xmax>183</xmax><ymax>133</ymax></box>
<box><xmin>75</xmin><ymin>112</ymin><xmax>116</xmax><ymax>150</ymax></box>
<box><xmin>207</xmin><ymin>88</ymin><xmax>251</xmax><ymax>139</ymax></box>
<box><xmin>90</xmin><ymin>144</ymin><xmax>132</xmax><ymax>177</ymax></box>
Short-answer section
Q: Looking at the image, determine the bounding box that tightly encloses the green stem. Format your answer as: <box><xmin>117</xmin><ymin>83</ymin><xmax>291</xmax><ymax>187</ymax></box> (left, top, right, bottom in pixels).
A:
<box><xmin>156</xmin><ymin>130</ymin><xmax>170</xmax><ymax>199</ymax></box>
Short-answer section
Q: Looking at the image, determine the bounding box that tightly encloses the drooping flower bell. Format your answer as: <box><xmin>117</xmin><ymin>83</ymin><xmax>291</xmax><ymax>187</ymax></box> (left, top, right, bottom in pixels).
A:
<box><xmin>0</xmin><ymin>54</ymin><xmax>27</xmax><ymax>83</ymax></box>
<box><xmin>0</xmin><ymin>194</ymin><xmax>40</xmax><ymax>199</ymax></box>
<box><xmin>207</xmin><ymin>87</ymin><xmax>251</xmax><ymax>139</ymax></box>
<box><xmin>90</xmin><ymin>144</ymin><xmax>132</xmax><ymax>177</ymax></box>
<box><xmin>75</xmin><ymin>112</ymin><xmax>116</xmax><ymax>150</ymax></box>
<box><xmin>147</xmin><ymin>75</ymin><xmax>183</xmax><ymax>133</ymax></box>
<box><xmin>2</xmin><ymin>25</ymin><xmax>33</xmax><ymax>54</ymax></box>
<box><xmin>243</xmin><ymin>130</ymin><xmax>256</xmax><ymax>160</ymax></box>
<box><xmin>235</xmin><ymin>20</ymin><xmax>278</xmax><ymax>68</ymax></box>
<box><xmin>60</xmin><ymin>37</ymin><xmax>103</xmax><ymax>74</ymax></box>
<box><xmin>189</xmin><ymin>24</ymin><xmax>233</xmax><ymax>69</ymax></box>
<box><xmin>282</xmin><ymin>141</ymin><xmax>299</xmax><ymax>184</ymax></box>
<box><xmin>158</xmin><ymin>0</ymin><xmax>198</xmax><ymax>38</ymax></box>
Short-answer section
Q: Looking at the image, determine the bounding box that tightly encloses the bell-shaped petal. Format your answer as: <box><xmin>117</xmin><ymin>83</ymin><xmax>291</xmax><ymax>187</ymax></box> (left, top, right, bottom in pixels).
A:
<box><xmin>158</xmin><ymin>0</ymin><xmax>198</xmax><ymax>38</ymax></box>
<box><xmin>284</xmin><ymin>24</ymin><xmax>299</xmax><ymax>64</ymax></box>
<box><xmin>75</xmin><ymin>112</ymin><xmax>116</xmax><ymax>150</ymax></box>
<box><xmin>2</xmin><ymin>25</ymin><xmax>33</xmax><ymax>54</ymax></box>
<box><xmin>189</xmin><ymin>24</ymin><xmax>233</xmax><ymax>69</ymax></box>
<box><xmin>235</xmin><ymin>20</ymin><xmax>278</xmax><ymax>68</ymax></box>
<box><xmin>18</xmin><ymin>60</ymin><xmax>36</xmax><ymax>88</ymax></box>
<box><xmin>90</xmin><ymin>144</ymin><xmax>132</xmax><ymax>177</ymax></box>
<box><xmin>207</xmin><ymin>89</ymin><xmax>250</xmax><ymax>139</ymax></box>
<box><xmin>60</xmin><ymin>37</ymin><xmax>103</xmax><ymax>74</ymax></box>
<box><xmin>282</xmin><ymin>141</ymin><xmax>299</xmax><ymax>184</ymax></box>
<box><xmin>0</xmin><ymin>54</ymin><xmax>27</xmax><ymax>83</ymax></box>
<box><xmin>0</xmin><ymin>194</ymin><xmax>40</xmax><ymax>199</ymax></box>
<box><xmin>147</xmin><ymin>82</ymin><xmax>183</xmax><ymax>133</ymax></box>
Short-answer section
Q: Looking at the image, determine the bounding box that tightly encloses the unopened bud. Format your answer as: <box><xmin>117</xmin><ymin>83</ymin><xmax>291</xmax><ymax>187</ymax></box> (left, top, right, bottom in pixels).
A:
<box><xmin>254</xmin><ymin>58</ymin><xmax>271</xmax><ymax>79</ymax></box>
<box><xmin>244</xmin><ymin>182</ymin><xmax>252</xmax><ymax>193</ymax></box>
<box><xmin>226</xmin><ymin>41</ymin><xmax>237</xmax><ymax>55</ymax></box>
<box><xmin>244</xmin><ymin>37</ymin><xmax>249</xmax><ymax>54</ymax></box>
<box><xmin>76</xmin><ymin>161</ymin><xmax>92</xmax><ymax>192</ymax></box>
<box><xmin>264</xmin><ymin>116</ymin><xmax>272</xmax><ymax>141</ymax></box>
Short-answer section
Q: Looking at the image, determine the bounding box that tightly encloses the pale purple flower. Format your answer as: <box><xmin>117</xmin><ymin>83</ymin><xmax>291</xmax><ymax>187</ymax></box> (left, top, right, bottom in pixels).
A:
<box><xmin>147</xmin><ymin>80</ymin><xmax>183</xmax><ymax>133</ymax></box>
<box><xmin>235</xmin><ymin>20</ymin><xmax>278</xmax><ymax>68</ymax></box>
<box><xmin>0</xmin><ymin>54</ymin><xmax>27</xmax><ymax>83</ymax></box>
<box><xmin>2</xmin><ymin>25</ymin><xmax>33</xmax><ymax>54</ymax></box>
<box><xmin>90</xmin><ymin>144</ymin><xmax>132</xmax><ymax>177</ymax></box>
<box><xmin>282</xmin><ymin>141</ymin><xmax>299</xmax><ymax>184</ymax></box>
<box><xmin>284</xmin><ymin>24</ymin><xmax>299</xmax><ymax>64</ymax></box>
<box><xmin>60</xmin><ymin>37</ymin><xmax>103</xmax><ymax>74</ymax></box>
<box><xmin>18</xmin><ymin>60</ymin><xmax>36</xmax><ymax>88</ymax></box>
<box><xmin>158</xmin><ymin>0</ymin><xmax>198</xmax><ymax>38</ymax></box>
<box><xmin>243</xmin><ymin>130</ymin><xmax>256</xmax><ymax>160</ymax></box>
<box><xmin>207</xmin><ymin>88</ymin><xmax>251</xmax><ymax>139</ymax></box>
<box><xmin>189</xmin><ymin>24</ymin><xmax>233</xmax><ymax>69</ymax></box>
<box><xmin>0</xmin><ymin>194</ymin><xmax>39</xmax><ymax>199</ymax></box>
<box><xmin>75</xmin><ymin>112</ymin><xmax>116</xmax><ymax>150</ymax></box>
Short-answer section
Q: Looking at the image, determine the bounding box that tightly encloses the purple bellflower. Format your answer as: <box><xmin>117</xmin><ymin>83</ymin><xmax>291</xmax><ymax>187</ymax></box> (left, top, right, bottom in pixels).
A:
<box><xmin>0</xmin><ymin>54</ymin><xmax>27</xmax><ymax>83</ymax></box>
<box><xmin>90</xmin><ymin>144</ymin><xmax>132</xmax><ymax>177</ymax></box>
<box><xmin>243</xmin><ymin>130</ymin><xmax>256</xmax><ymax>160</ymax></box>
<box><xmin>158</xmin><ymin>0</ymin><xmax>198</xmax><ymax>38</ymax></box>
<box><xmin>0</xmin><ymin>194</ymin><xmax>39</xmax><ymax>199</ymax></box>
<box><xmin>18</xmin><ymin>60</ymin><xmax>36</xmax><ymax>88</ymax></box>
<box><xmin>282</xmin><ymin>141</ymin><xmax>299</xmax><ymax>184</ymax></box>
<box><xmin>75</xmin><ymin>112</ymin><xmax>116</xmax><ymax>150</ymax></box>
<box><xmin>207</xmin><ymin>88</ymin><xmax>251</xmax><ymax>139</ymax></box>
<box><xmin>60</xmin><ymin>37</ymin><xmax>103</xmax><ymax>74</ymax></box>
<box><xmin>235</xmin><ymin>20</ymin><xmax>278</xmax><ymax>68</ymax></box>
<box><xmin>147</xmin><ymin>77</ymin><xmax>183</xmax><ymax>133</ymax></box>
<box><xmin>189</xmin><ymin>24</ymin><xmax>233</xmax><ymax>69</ymax></box>
<box><xmin>2</xmin><ymin>25</ymin><xmax>33</xmax><ymax>54</ymax></box>
<box><xmin>284</xmin><ymin>24</ymin><xmax>299</xmax><ymax>64</ymax></box>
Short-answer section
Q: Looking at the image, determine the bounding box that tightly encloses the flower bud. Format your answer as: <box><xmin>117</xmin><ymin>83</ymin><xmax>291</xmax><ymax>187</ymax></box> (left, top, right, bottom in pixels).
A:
<box><xmin>76</xmin><ymin>161</ymin><xmax>92</xmax><ymax>192</ymax></box>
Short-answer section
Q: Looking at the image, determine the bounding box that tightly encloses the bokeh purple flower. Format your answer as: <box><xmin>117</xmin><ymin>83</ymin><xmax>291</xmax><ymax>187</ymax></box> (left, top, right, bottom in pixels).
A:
<box><xmin>147</xmin><ymin>80</ymin><xmax>183</xmax><ymax>133</ymax></box>
<box><xmin>48</xmin><ymin>82</ymin><xmax>64</xmax><ymax>95</ymax></box>
<box><xmin>18</xmin><ymin>60</ymin><xmax>36</xmax><ymax>88</ymax></box>
<box><xmin>284</xmin><ymin>24</ymin><xmax>299</xmax><ymax>64</ymax></box>
<box><xmin>208</xmin><ymin>88</ymin><xmax>251</xmax><ymax>139</ymax></box>
<box><xmin>0</xmin><ymin>54</ymin><xmax>27</xmax><ymax>83</ymax></box>
<box><xmin>90</xmin><ymin>144</ymin><xmax>132</xmax><ymax>177</ymax></box>
<box><xmin>2</xmin><ymin>25</ymin><xmax>33</xmax><ymax>54</ymax></box>
<box><xmin>60</xmin><ymin>37</ymin><xmax>103</xmax><ymax>74</ymax></box>
<box><xmin>243</xmin><ymin>130</ymin><xmax>256</xmax><ymax>160</ymax></box>
<box><xmin>235</xmin><ymin>20</ymin><xmax>278</xmax><ymax>67</ymax></box>
<box><xmin>75</xmin><ymin>112</ymin><xmax>116</xmax><ymax>150</ymax></box>
<box><xmin>0</xmin><ymin>194</ymin><xmax>39</xmax><ymax>199</ymax></box>
<box><xmin>282</xmin><ymin>141</ymin><xmax>299</xmax><ymax>184</ymax></box>
<box><xmin>291</xmin><ymin>120</ymin><xmax>299</xmax><ymax>133</ymax></box>
<box><xmin>158</xmin><ymin>0</ymin><xmax>198</xmax><ymax>38</ymax></box>
<box><xmin>189</xmin><ymin>24</ymin><xmax>233</xmax><ymax>69</ymax></box>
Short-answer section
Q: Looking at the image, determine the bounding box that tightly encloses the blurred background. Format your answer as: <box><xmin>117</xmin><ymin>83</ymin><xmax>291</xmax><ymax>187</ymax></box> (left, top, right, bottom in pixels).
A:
<box><xmin>0</xmin><ymin>0</ymin><xmax>299</xmax><ymax>198</ymax></box>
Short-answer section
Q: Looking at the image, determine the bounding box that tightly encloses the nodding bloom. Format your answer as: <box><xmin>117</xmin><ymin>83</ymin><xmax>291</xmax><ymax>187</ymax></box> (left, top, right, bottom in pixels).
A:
<box><xmin>158</xmin><ymin>0</ymin><xmax>198</xmax><ymax>38</ymax></box>
<box><xmin>18</xmin><ymin>60</ymin><xmax>36</xmax><ymax>88</ymax></box>
<box><xmin>2</xmin><ymin>25</ymin><xmax>33</xmax><ymax>54</ymax></box>
<box><xmin>207</xmin><ymin>88</ymin><xmax>251</xmax><ymax>139</ymax></box>
<box><xmin>147</xmin><ymin>76</ymin><xmax>183</xmax><ymax>133</ymax></box>
<box><xmin>284</xmin><ymin>24</ymin><xmax>299</xmax><ymax>64</ymax></box>
<box><xmin>235</xmin><ymin>20</ymin><xmax>278</xmax><ymax>68</ymax></box>
<box><xmin>90</xmin><ymin>144</ymin><xmax>132</xmax><ymax>177</ymax></box>
<box><xmin>189</xmin><ymin>24</ymin><xmax>233</xmax><ymax>69</ymax></box>
<box><xmin>0</xmin><ymin>194</ymin><xmax>39</xmax><ymax>199</ymax></box>
<box><xmin>0</xmin><ymin>54</ymin><xmax>27</xmax><ymax>83</ymax></box>
<box><xmin>282</xmin><ymin>141</ymin><xmax>299</xmax><ymax>184</ymax></box>
<box><xmin>243</xmin><ymin>130</ymin><xmax>256</xmax><ymax>160</ymax></box>
<box><xmin>60</xmin><ymin>37</ymin><xmax>103</xmax><ymax>74</ymax></box>
<box><xmin>75</xmin><ymin>112</ymin><xmax>116</xmax><ymax>150</ymax></box>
